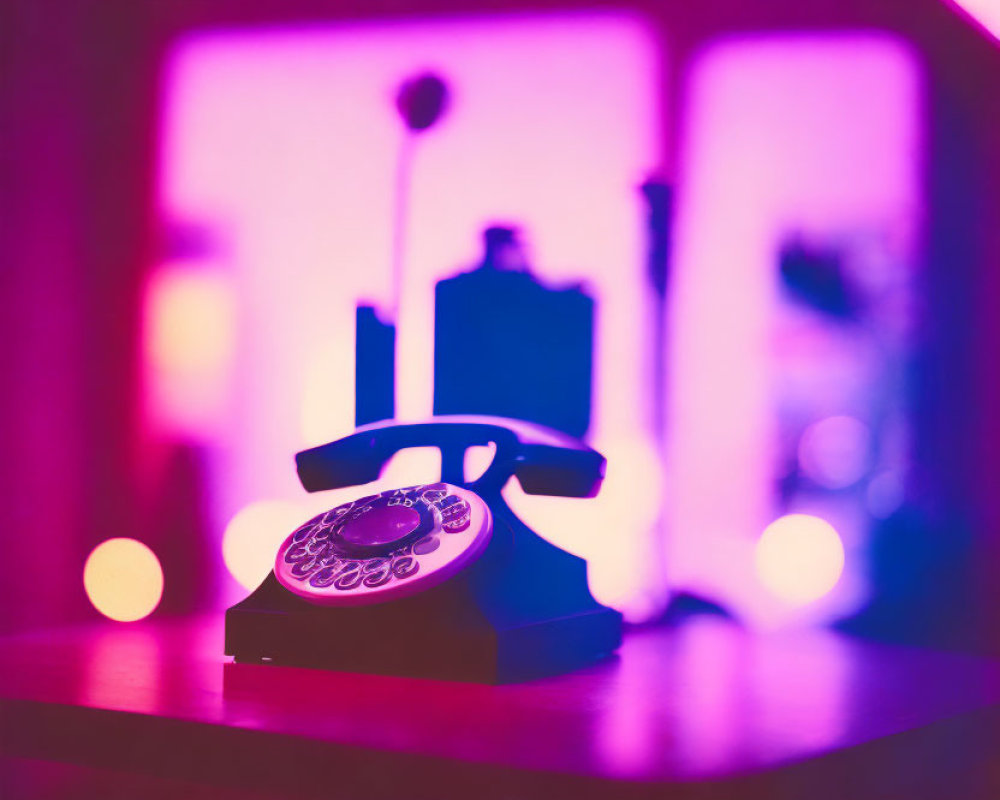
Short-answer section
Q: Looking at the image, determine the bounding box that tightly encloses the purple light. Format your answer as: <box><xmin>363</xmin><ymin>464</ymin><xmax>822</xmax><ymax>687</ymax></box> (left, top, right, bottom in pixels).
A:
<box><xmin>798</xmin><ymin>415</ymin><xmax>872</xmax><ymax>490</ymax></box>
<box><xmin>666</xmin><ymin>34</ymin><xmax>921</xmax><ymax>626</ymax></box>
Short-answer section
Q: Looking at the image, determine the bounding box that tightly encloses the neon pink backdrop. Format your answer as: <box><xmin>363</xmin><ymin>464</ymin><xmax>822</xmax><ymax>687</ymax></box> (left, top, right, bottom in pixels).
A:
<box><xmin>152</xmin><ymin>14</ymin><xmax>662</xmax><ymax>612</ymax></box>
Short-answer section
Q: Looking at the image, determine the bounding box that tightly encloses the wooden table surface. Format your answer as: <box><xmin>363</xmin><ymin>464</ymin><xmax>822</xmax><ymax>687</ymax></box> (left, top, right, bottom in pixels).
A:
<box><xmin>2</xmin><ymin>613</ymin><xmax>999</xmax><ymax>799</ymax></box>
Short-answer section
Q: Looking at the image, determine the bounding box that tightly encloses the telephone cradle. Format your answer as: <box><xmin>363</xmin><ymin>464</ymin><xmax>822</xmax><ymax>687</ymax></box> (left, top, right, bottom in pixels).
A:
<box><xmin>224</xmin><ymin>416</ymin><xmax>622</xmax><ymax>683</ymax></box>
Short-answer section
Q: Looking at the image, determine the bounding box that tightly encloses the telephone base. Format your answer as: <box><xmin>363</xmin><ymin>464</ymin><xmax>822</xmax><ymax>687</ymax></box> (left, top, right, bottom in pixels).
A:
<box><xmin>226</xmin><ymin>520</ymin><xmax>622</xmax><ymax>684</ymax></box>
<box><xmin>225</xmin><ymin>573</ymin><xmax>620</xmax><ymax>684</ymax></box>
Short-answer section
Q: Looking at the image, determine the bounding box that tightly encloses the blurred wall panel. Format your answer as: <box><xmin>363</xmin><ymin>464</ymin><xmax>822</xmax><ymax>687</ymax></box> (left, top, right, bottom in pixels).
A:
<box><xmin>666</xmin><ymin>34</ymin><xmax>922</xmax><ymax>628</ymax></box>
<box><xmin>1</xmin><ymin>0</ymin><xmax>157</xmax><ymax>632</ymax></box>
<box><xmin>1</xmin><ymin>0</ymin><xmax>89</xmax><ymax>632</ymax></box>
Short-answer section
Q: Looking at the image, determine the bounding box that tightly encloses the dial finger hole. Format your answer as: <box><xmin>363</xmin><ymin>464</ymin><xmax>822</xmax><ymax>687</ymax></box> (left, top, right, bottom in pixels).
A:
<box><xmin>311</xmin><ymin>526</ymin><xmax>332</xmax><ymax>541</ymax></box>
<box><xmin>283</xmin><ymin>545</ymin><xmax>309</xmax><ymax>564</ymax></box>
<box><xmin>413</xmin><ymin>535</ymin><xmax>440</xmax><ymax>555</ymax></box>
<box><xmin>392</xmin><ymin>556</ymin><xmax>419</xmax><ymax>579</ymax></box>
<box><xmin>421</xmin><ymin>483</ymin><xmax>448</xmax><ymax>503</ymax></box>
<box><xmin>438</xmin><ymin>495</ymin><xmax>471</xmax><ymax>532</ymax></box>
<box><xmin>443</xmin><ymin>514</ymin><xmax>471</xmax><ymax>533</ymax></box>
<box><xmin>291</xmin><ymin>525</ymin><xmax>315</xmax><ymax>543</ymax></box>
<box><xmin>309</xmin><ymin>566</ymin><xmax>338</xmax><ymax>588</ymax></box>
<box><xmin>321</xmin><ymin>503</ymin><xmax>352</xmax><ymax>526</ymax></box>
<box><xmin>363</xmin><ymin>567</ymin><xmax>393</xmax><ymax>587</ymax></box>
<box><xmin>291</xmin><ymin>556</ymin><xmax>319</xmax><ymax>579</ymax></box>
<box><xmin>315</xmin><ymin>544</ymin><xmax>337</xmax><ymax>565</ymax></box>
<box><xmin>334</xmin><ymin>570</ymin><xmax>363</xmax><ymax>590</ymax></box>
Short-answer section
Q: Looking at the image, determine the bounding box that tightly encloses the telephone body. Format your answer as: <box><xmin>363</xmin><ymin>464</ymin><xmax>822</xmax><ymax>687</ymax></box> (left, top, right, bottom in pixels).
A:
<box><xmin>224</xmin><ymin>415</ymin><xmax>622</xmax><ymax>683</ymax></box>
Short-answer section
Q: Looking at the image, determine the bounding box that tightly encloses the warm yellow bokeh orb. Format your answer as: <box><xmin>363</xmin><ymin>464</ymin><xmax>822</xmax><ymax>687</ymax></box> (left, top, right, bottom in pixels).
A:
<box><xmin>146</xmin><ymin>267</ymin><xmax>235</xmax><ymax>375</ymax></box>
<box><xmin>144</xmin><ymin>266</ymin><xmax>235</xmax><ymax>430</ymax></box>
<box><xmin>83</xmin><ymin>538</ymin><xmax>164</xmax><ymax>622</ymax></box>
<box><xmin>754</xmin><ymin>514</ymin><xmax>845</xmax><ymax>605</ymax></box>
<box><xmin>223</xmin><ymin>500</ymin><xmax>310</xmax><ymax>590</ymax></box>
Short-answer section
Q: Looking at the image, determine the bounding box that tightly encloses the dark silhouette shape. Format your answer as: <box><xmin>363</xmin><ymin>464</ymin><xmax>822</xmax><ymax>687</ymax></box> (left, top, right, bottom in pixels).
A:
<box><xmin>641</xmin><ymin>179</ymin><xmax>672</xmax><ymax>300</ymax></box>
<box><xmin>836</xmin><ymin>507</ymin><xmax>978</xmax><ymax>650</ymax></box>
<box><xmin>355</xmin><ymin>305</ymin><xmax>396</xmax><ymax>426</ymax></box>
<box><xmin>395</xmin><ymin>73</ymin><xmax>450</xmax><ymax>132</ymax></box>
<box><xmin>640</xmin><ymin>179</ymin><xmax>672</xmax><ymax>448</ymax></box>
<box><xmin>148</xmin><ymin>443</ymin><xmax>216</xmax><ymax>615</ymax></box>
<box><xmin>779</xmin><ymin>237</ymin><xmax>857</xmax><ymax>318</ymax></box>
<box><xmin>433</xmin><ymin>226</ymin><xmax>594</xmax><ymax>439</ymax></box>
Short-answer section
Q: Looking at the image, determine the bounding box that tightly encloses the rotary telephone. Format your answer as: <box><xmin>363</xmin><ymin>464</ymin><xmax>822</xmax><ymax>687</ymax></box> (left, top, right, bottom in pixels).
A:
<box><xmin>224</xmin><ymin>415</ymin><xmax>621</xmax><ymax>683</ymax></box>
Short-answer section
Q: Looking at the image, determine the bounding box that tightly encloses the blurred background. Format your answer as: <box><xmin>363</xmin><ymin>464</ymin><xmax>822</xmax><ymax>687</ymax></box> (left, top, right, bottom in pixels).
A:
<box><xmin>3</xmin><ymin>0</ymin><xmax>1000</xmax><ymax>653</ymax></box>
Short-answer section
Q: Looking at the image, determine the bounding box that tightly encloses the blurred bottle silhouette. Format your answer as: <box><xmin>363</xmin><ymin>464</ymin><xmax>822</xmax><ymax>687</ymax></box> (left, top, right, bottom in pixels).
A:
<box><xmin>355</xmin><ymin>305</ymin><xmax>396</xmax><ymax>426</ymax></box>
<box><xmin>433</xmin><ymin>226</ymin><xmax>594</xmax><ymax>438</ymax></box>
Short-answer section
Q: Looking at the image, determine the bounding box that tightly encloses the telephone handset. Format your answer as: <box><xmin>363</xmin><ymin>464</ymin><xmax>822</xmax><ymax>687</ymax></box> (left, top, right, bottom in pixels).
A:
<box><xmin>225</xmin><ymin>415</ymin><xmax>620</xmax><ymax>683</ymax></box>
<box><xmin>294</xmin><ymin>415</ymin><xmax>606</xmax><ymax>498</ymax></box>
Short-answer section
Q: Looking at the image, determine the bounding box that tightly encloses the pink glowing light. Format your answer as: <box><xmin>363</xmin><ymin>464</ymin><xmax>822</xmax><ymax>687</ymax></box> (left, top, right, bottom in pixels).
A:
<box><xmin>83</xmin><ymin>627</ymin><xmax>165</xmax><ymax>714</ymax></box>
<box><xmin>667</xmin><ymin>35</ymin><xmax>921</xmax><ymax>626</ymax></box>
<box><xmin>946</xmin><ymin>0</ymin><xmax>1000</xmax><ymax>41</ymax></box>
<box><xmin>597</xmin><ymin>617</ymin><xmax>852</xmax><ymax>777</ymax></box>
<box><xmin>158</xmin><ymin>16</ymin><xmax>660</xmax><ymax>610</ymax></box>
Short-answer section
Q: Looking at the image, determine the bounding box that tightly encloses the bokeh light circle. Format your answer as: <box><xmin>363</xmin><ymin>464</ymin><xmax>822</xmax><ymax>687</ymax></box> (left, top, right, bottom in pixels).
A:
<box><xmin>754</xmin><ymin>514</ymin><xmax>845</xmax><ymax>604</ymax></box>
<box><xmin>866</xmin><ymin>469</ymin><xmax>905</xmax><ymax>519</ymax></box>
<box><xmin>223</xmin><ymin>500</ymin><xmax>309</xmax><ymax>590</ymax></box>
<box><xmin>797</xmin><ymin>415</ymin><xmax>871</xmax><ymax>489</ymax></box>
<box><xmin>83</xmin><ymin>538</ymin><xmax>164</xmax><ymax>622</ymax></box>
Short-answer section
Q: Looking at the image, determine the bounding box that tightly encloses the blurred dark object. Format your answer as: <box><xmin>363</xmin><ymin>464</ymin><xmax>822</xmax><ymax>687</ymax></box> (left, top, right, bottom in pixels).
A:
<box><xmin>641</xmin><ymin>179</ymin><xmax>672</xmax><ymax>445</ymax></box>
<box><xmin>395</xmin><ymin>73</ymin><xmax>450</xmax><ymax>132</ymax></box>
<box><xmin>355</xmin><ymin>305</ymin><xmax>396</xmax><ymax>426</ymax></box>
<box><xmin>433</xmin><ymin>226</ymin><xmax>594</xmax><ymax>438</ymax></box>
<box><xmin>838</xmin><ymin>507</ymin><xmax>978</xmax><ymax>650</ymax></box>
<box><xmin>779</xmin><ymin>237</ymin><xmax>857</xmax><ymax>318</ymax></box>
<box><xmin>148</xmin><ymin>444</ymin><xmax>216</xmax><ymax>614</ymax></box>
<box><xmin>641</xmin><ymin>179</ymin><xmax>672</xmax><ymax>300</ymax></box>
